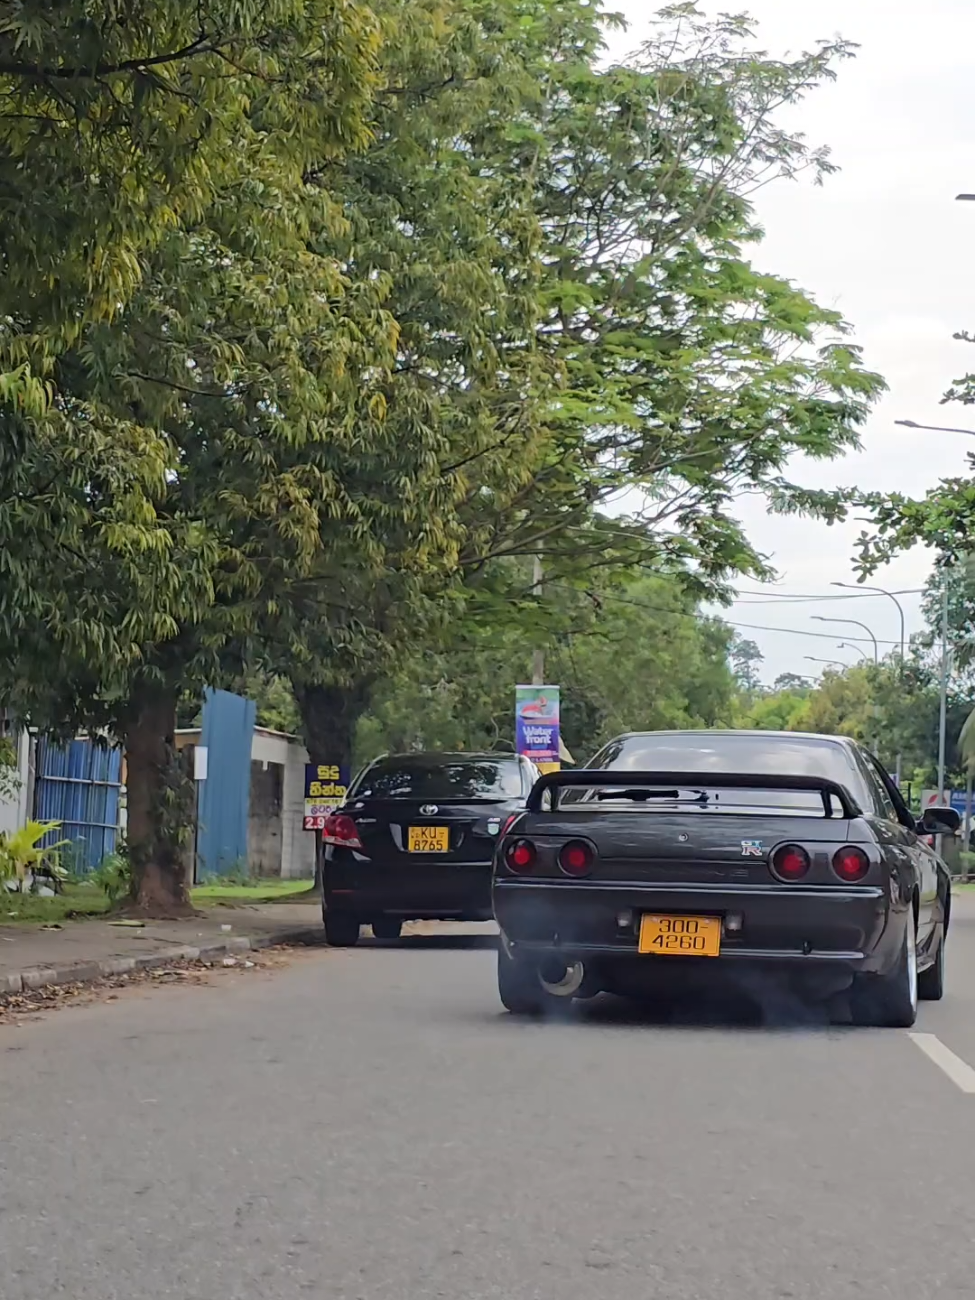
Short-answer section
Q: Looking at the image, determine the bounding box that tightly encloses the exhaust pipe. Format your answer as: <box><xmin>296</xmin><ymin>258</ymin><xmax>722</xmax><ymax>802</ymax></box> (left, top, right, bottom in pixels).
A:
<box><xmin>538</xmin><ymin>957</ymin><xmax>586</xmax><ymax>998</ymax></box>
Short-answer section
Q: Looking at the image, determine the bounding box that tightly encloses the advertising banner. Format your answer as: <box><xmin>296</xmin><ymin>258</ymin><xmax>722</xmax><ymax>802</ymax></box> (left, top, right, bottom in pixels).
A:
<box><xmin>515</xmin><ymin>685</ymin><xmax>561</xmax><ymax>775</ymax></box>
<box><xmin>303</xmin><ymin>763</ymin><xmax>350</xmax><ymax>831</ymax></box>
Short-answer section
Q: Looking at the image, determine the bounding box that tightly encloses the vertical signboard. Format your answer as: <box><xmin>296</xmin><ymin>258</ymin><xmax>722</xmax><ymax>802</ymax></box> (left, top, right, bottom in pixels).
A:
<box><xmin>515</xmin><ymin>685</ymin><xmax>561</xmax><ymax>775</ymax></box>
<box><xmin>303</xmin><ymin>763</ymin><xmax>350</xmax><ymax>831</ymax></box>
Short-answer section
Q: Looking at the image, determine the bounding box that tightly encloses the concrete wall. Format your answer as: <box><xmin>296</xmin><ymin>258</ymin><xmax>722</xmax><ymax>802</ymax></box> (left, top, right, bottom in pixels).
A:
<box><xmin>177</xmin><ymin>726</ymin><xmax>315</xmax><ymax>880</ymax></box>
<box><xmin>248</xmin><ymin>760</ymin><xmax>283</xmax><ymax>876</ymax></box>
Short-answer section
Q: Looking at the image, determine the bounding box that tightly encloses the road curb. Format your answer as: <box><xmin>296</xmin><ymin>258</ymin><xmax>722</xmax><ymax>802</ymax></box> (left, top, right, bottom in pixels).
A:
<box><xmin>0</xmin><ymin>926</ymin><xmax>323</xmax><ymax>997</ymax></box>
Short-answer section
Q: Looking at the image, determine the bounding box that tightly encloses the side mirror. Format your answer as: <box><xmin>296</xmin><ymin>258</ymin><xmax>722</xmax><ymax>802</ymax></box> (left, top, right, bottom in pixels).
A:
<box><xmin>919</xmin><ymin>805</ymin><xmax>961</xmax><ymax>835</ymax></box>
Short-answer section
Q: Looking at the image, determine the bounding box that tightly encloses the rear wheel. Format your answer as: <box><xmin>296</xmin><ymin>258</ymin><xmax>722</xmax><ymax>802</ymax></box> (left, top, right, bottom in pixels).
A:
<box><xmin>852</xmin><ymin>914</ymin><xmax>918</xmax><ymax>1027</ymax></box>
<box><xmin>498</xmin><ymin>948</ymin><xmax>544</xmax><ymax>1015</ymax></box>
<box><xmin>324</xmin><ymin>911</ymin><xmax>361</xmax><ymax>948</ymax></box>
<box><xmin>372</xmin><ymin>917</ymin><xmax>403</xmax><ymax>942</ymax></box>
<box><xmin>918</xmin><ymin>922</ymin><xmax>946</xmax><ymax>1001</ymax></box>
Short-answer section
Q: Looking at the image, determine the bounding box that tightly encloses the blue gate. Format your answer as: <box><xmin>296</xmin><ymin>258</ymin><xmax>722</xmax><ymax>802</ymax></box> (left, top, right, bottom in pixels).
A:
<box><xmin>196</xmin><ymin>689</ymin><xmax>256</xmax><ymax>878</ymax></box>
<box><xmin>34</xmin><ymin>738</ymin><xmax>122</xmax><ymax>872</ymax></box>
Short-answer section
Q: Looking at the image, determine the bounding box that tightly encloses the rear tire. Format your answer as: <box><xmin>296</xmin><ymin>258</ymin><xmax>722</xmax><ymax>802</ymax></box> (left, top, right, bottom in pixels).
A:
<box><xmin>852</xmin><ymin>915</ymin><xmax>918</xmax><ymax>1027</ymax></box>
<box><xmin>497</xmin><ymin>948</ymin><xmax>544</xmax><ymax>1015</ymax></box>
<box><xmin>324</xmin><ymin>911</ymin><xmax>361</xmax><ymax>948</ymax></box>
<box><xmin>372</xmin><ymin>917</ymin><xmax>403</xmax><ymax>942</ymax></box>
<box><xmin>918</xmin><ymin>923</ymin><xmax>946</xmax><ymax>1001</ymax></box>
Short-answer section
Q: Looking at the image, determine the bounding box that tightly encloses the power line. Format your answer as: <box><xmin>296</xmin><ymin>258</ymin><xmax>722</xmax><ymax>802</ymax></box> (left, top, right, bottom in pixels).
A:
<box><xmin>559</xmin><ymin>585</ymin><xmax>904</xmax><ymax>647</ymax></box>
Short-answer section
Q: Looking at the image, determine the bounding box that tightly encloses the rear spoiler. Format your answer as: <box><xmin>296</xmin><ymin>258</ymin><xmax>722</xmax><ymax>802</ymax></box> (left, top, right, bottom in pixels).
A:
<box><xmin>525</xmin><ymin>770</ymin><xmax>862</xmax><ymax>820</ymax></box>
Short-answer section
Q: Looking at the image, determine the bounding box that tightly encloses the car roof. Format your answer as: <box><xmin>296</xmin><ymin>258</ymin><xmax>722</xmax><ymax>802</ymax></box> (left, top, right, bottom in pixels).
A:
<box><xmin>373</xmin><ymin>751</ymin><xmax>523</xmax><ymax>765</ymax></box>
<box><xmin>610</xmin><ymin>729</ymin><xmax>854</xmax><ymax>747</ymax></box>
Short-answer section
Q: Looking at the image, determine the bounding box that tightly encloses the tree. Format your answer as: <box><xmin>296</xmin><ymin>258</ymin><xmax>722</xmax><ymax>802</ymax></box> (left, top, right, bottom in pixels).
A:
<box><xmin>729</xmin><ymin>638</ymin><xmax>764</xmax><ymax>692</ymax></box>
<box><xmin>0</xmin><ymin>0</ymin><xmax>379</xmax><ymax>411</ymax></box>
<box><xmin>356</xmin><ymin>569</ymin><xmax>739</xmax><ymax>764</ymax></box>
<box><xmin>0</xmin><ymin>2</ymin><xmax>389</xmax><ymax>914</ymax></box>
<box><xmin>280</xmin><ymin>0</ymin><xmax>886</xmax><ymax>781</ymax></box>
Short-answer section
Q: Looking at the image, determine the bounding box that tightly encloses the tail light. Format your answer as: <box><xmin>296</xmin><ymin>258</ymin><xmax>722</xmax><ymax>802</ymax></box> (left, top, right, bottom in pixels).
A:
<box><xmin>771</xmin><ymin>844</ymin><xmax>810</xmax><ymax>882</ymax></box>
<box><xmin>500</xmin><ymin>813</ymin><xmax>521</xmax><ymax>837</ymax></box>
<box><xmin>322</xmin><ymin>813</ymin><xmax>363</xmax><ymax>849</ymax></box>
<box><xmin>558</xmin><ymin>840</ymin><xmax>595</xmax><ymax>877</ymax></box>
<box><xmin>504</xmin><ymin>839</ymin><xmax>536</xmax><ymax>874</ymax></box>
<box><xmin>832</xmin><ymin>846</ymin><xmax>870</xmax><ymax>883</ymax></box>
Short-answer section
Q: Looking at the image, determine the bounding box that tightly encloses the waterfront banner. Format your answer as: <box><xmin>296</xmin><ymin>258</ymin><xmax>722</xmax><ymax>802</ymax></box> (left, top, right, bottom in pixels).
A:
<box><xmin>515</xmin><ymin>685</ymin><xmax>560</xmax><ymax>775</ymax></box>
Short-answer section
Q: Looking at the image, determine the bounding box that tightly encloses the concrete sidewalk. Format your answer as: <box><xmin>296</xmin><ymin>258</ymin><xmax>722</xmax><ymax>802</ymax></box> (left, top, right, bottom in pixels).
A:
<box><xmin>0</xmin><ymin>901</ymin><xmax>323</xmax><ymax>995</ymax></box>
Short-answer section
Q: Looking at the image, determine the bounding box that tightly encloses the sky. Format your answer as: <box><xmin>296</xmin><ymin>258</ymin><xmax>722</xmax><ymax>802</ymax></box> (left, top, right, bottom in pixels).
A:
<box><xmin>603</xmin><ymin>0</ymin><xmax>975</xmax><ymax>683</ymax></box>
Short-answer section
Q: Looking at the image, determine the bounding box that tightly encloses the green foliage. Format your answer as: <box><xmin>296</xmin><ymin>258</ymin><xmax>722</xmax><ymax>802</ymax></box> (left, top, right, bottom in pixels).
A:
<box><xmin>356</xmin><ymin>569</ymin><xmax>738</xmax><ymax>765</ymax></box>
<box><xmin>282</xmin><ymin>0</ymin><xmax>884</xmax><ymax>766</ymax></box>
<box><xmin>0</xmin><ymin>735</ymin><xmax>19</xmax><ymax>803</ymax></box>
<box><xmin>0</xmin><ymin>0</ymin><xmax>886</xmax><ymax>915</ymax></box>
<box><xmin>0</xmin><ymin>0</ymin><xmax>380</xmax><ymax>412</ymax></box>
<box><xmin>0</xmin><ymin>820</ymin><xmax>70</xmax><ymax>888</ymax></box>
<box><xmin>91</xmin><ymin>852</ymin><xmax>133</xmax><ymax>906</ymax></box>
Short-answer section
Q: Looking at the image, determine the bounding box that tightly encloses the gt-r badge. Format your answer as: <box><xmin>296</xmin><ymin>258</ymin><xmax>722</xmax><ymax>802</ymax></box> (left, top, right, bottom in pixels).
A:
<box><xmin>740</xmin><ymin>840</ymin><xmax>764</xmax><ymax>858</ymax></box>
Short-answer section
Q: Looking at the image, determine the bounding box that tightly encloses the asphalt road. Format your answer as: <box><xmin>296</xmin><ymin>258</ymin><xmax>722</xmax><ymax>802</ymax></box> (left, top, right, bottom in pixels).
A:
<box><xmin>6</xmin><ymin>904</ymin><xmax>975</xmax><ymax>1300</ymax></box>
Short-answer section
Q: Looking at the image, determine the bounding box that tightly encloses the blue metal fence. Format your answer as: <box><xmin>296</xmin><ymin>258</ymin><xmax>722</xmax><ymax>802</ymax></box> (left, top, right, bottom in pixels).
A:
<box><xmin>34</xmin><ymin>738</ymin><xmax>122</xmax><ymax>872</ymax></box>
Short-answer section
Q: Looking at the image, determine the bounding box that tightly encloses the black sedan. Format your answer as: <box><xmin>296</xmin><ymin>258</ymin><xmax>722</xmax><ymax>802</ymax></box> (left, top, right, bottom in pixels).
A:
<box><xmin>322</xmin><ymin>751</ymin><xmax>539</xmax><ymax>946</ymax></box>
<box><xmin>492</xmin><ymin>730</ymin><xmax>958</xmax><ymax>1026</ymax></box>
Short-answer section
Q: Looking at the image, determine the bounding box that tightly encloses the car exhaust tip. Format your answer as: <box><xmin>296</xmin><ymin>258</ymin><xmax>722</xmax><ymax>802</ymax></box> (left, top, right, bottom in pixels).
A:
<box><xmin>538</xmin><ymin>957</ymin><xmax>586</xmax><ymax>998</ymax></box>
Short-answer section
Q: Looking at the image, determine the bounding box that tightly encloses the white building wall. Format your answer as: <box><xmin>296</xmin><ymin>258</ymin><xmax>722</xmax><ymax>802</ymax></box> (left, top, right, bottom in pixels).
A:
<box><xmin>0</xmin><ymin>729</ymin><xmax>32</xmax><ymax>837</ymax></box>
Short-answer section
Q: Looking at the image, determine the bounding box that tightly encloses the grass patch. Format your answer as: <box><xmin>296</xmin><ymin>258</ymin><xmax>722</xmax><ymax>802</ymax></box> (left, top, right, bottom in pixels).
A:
<box><xmin>0</xmin><ymin>882</ymin><xmax>112</xmax><ymax>925</ymax></box>
<box><xmin>191</xmin><ymin>879</ymin><xmax>311</xmax><ymax>905</ymax></box>
<box><xmin>0</xmin><ymin>877</ymin><xmax>312</xmax><ymax>925</ymax></box>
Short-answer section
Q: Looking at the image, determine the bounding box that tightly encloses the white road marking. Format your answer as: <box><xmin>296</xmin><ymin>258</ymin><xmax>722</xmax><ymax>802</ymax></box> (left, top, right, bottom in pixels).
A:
<box><xmin>908</xmin><ymin>1032</ymin><xmax>975</xmax><ymax>1093</ymax></box>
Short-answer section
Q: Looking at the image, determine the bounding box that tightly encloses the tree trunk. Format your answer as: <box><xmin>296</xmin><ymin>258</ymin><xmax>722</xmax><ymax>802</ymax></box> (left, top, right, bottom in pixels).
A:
<box><xmin>965</xmin><ymin>772</ymin><xmax>973</xmax><ymax>878</ymax></box>
<box><xmin>292</xmin><ymin>678</ymin><xmax>376</xmax><ymax>895</ymax></box>
<box><xmin>122</xmin><ymin>686</ymin><xmax>195</xmax><ymax>917</ymax></box>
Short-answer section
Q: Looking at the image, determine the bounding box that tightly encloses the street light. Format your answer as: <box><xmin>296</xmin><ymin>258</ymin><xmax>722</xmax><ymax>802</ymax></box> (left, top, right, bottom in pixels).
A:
<box><xmin>832</xmin><ymin>581</ymin><xmax>907</xmax><ymax>786</ymax></box>
<box><xmin>805</xmin><ymin>656</ymin><xmax>848</xmax><ymax>671</ymax></box>
<box><xmin>838</xmin><ymin>641</ymin><xmax>870</xmax><ymax>662</ymax></box>
<box><xmin>895</xmin><ymin>418</ymin><xmax>975</xmax><ymax>437</ymax></box>
<box><xmin>811</xmin><ymin>615</ymin><xmax>879</xmax><ymax>662</ymax></box>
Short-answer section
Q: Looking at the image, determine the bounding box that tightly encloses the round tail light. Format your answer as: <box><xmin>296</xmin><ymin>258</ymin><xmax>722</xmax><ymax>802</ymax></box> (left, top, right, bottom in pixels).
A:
<box><xmin>504</xmin><ymin>839</ymin><xmax>536</xmax><ymax>874</ymax></box>
<box><xmin>832</xmin><ymin>846</ymin><xmax>870</xmax><ymax>883</ymax></box>
<box><xmin>558</xmin><ymin>840</ymin><xmax>594</xmax><ymax>877</ymax></box>
<box><xmin>771</xmin><ymin>844</ymin><xmax>811</xmax><ymax>882</ymax></box>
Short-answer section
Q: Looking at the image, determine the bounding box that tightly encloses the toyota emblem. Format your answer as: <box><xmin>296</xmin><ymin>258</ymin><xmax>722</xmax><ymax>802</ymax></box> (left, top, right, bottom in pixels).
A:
<box><xmin>420</xmin><ymin>804</ymin><xmax>439</xmax><ymax>816</ymax></box>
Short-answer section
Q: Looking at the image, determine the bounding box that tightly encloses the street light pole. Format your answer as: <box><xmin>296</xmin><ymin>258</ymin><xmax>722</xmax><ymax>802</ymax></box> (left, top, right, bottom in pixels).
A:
<box><xmin>938</xmin><ymin>578</ymin><xmax>950</xmax><ymax>801</ymax></box>
<box><xmin>895</xmin><ymin>418</ymin><xmax>975</xmax><ymax>437</ymax></box>
<box><xmin>811</xmin><ymin>615</ymin><xmax>879</xmax><ymax>662</ymax></box>
<box><xmin>805</xmin><ymin>656</ymin><xmax>848</xmax><ymax>671</ymax></box>
<box><xmin>531</xmin><ymin>553</ymin><xmax>545</xmax><ymax>686</ymax></box>
<box><xmin>838</xmin><ymin>641</ymin><xmax>870</xmax><ymax>662</ymax></box>
<box><xmin>832</xmin><ymin>582</ymin><xmax>906</xmax><ymax>785</ymax></box>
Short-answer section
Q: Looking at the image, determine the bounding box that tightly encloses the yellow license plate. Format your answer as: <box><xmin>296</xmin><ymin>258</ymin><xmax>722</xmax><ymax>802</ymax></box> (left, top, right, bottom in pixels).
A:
<box><xmin>639</xmin><ymin>914</ymin><xmax>721</xmax><ymax>957</ymax></box>
<box><xmin>407</xmin><ymin>826</ymin><xmax>449</xmax><ymax>853</ymax></box>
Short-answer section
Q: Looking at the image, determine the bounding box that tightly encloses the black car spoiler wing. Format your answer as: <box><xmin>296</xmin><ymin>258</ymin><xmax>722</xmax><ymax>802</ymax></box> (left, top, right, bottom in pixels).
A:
<box><xmin>525</xmin><ymin>770</ymin><xmax>862</xmax><ymax>820</ymax></box>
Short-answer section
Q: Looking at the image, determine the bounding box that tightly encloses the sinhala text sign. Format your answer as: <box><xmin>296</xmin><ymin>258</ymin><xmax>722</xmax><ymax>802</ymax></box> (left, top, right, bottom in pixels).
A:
<box><xmin>515</xmin><ymin>684</ymin><xmax>560</xmax><ymax>775</ymax></box>
<box><xmin>303</xmin><ymin>763</ymin><xmax>350</xmax><ymax>831</ymax></box>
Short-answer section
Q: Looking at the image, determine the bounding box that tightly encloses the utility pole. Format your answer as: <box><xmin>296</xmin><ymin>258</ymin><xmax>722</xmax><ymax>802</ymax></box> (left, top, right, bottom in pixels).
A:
<box><xmin>938</xmin><ymin>578</ymin><xmax>949</xmax><ymax>800</ymax></box>
<box><xmin>532</xmin><ymin>553</ymin><xmax>545</xmax><ymax>686</ymax></box>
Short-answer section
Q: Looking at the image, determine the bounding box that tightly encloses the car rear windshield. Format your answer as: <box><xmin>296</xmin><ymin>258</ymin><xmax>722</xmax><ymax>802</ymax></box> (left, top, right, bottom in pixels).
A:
<box><xmin>354</xmin><ymin>760</ymin><xmax>524</xmax><ymax>801</ymax></box>
<box><xmin>563</xmin><ymin>733</ymin><xmax>863</xmax><ymax>815</ymax></box>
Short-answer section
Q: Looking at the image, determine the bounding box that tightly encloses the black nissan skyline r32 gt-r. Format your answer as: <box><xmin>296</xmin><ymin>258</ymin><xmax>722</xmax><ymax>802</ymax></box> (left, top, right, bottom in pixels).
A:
<box><xmin>492</xmin><ymin>730</ymin><xmax>959</xmax><ymax>1026</ymax></box>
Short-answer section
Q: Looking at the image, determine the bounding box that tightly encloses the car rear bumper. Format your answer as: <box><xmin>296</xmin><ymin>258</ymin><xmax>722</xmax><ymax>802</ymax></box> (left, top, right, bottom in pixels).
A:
<box><xmin>325</xmin><ymin>859</ymin><xmax>493</xmax><ymax>920</ymax></box>
<box><xmin>493</xmin><ymin>879</ymin><xmax>895</xmax><ymax>977</ymax></box>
